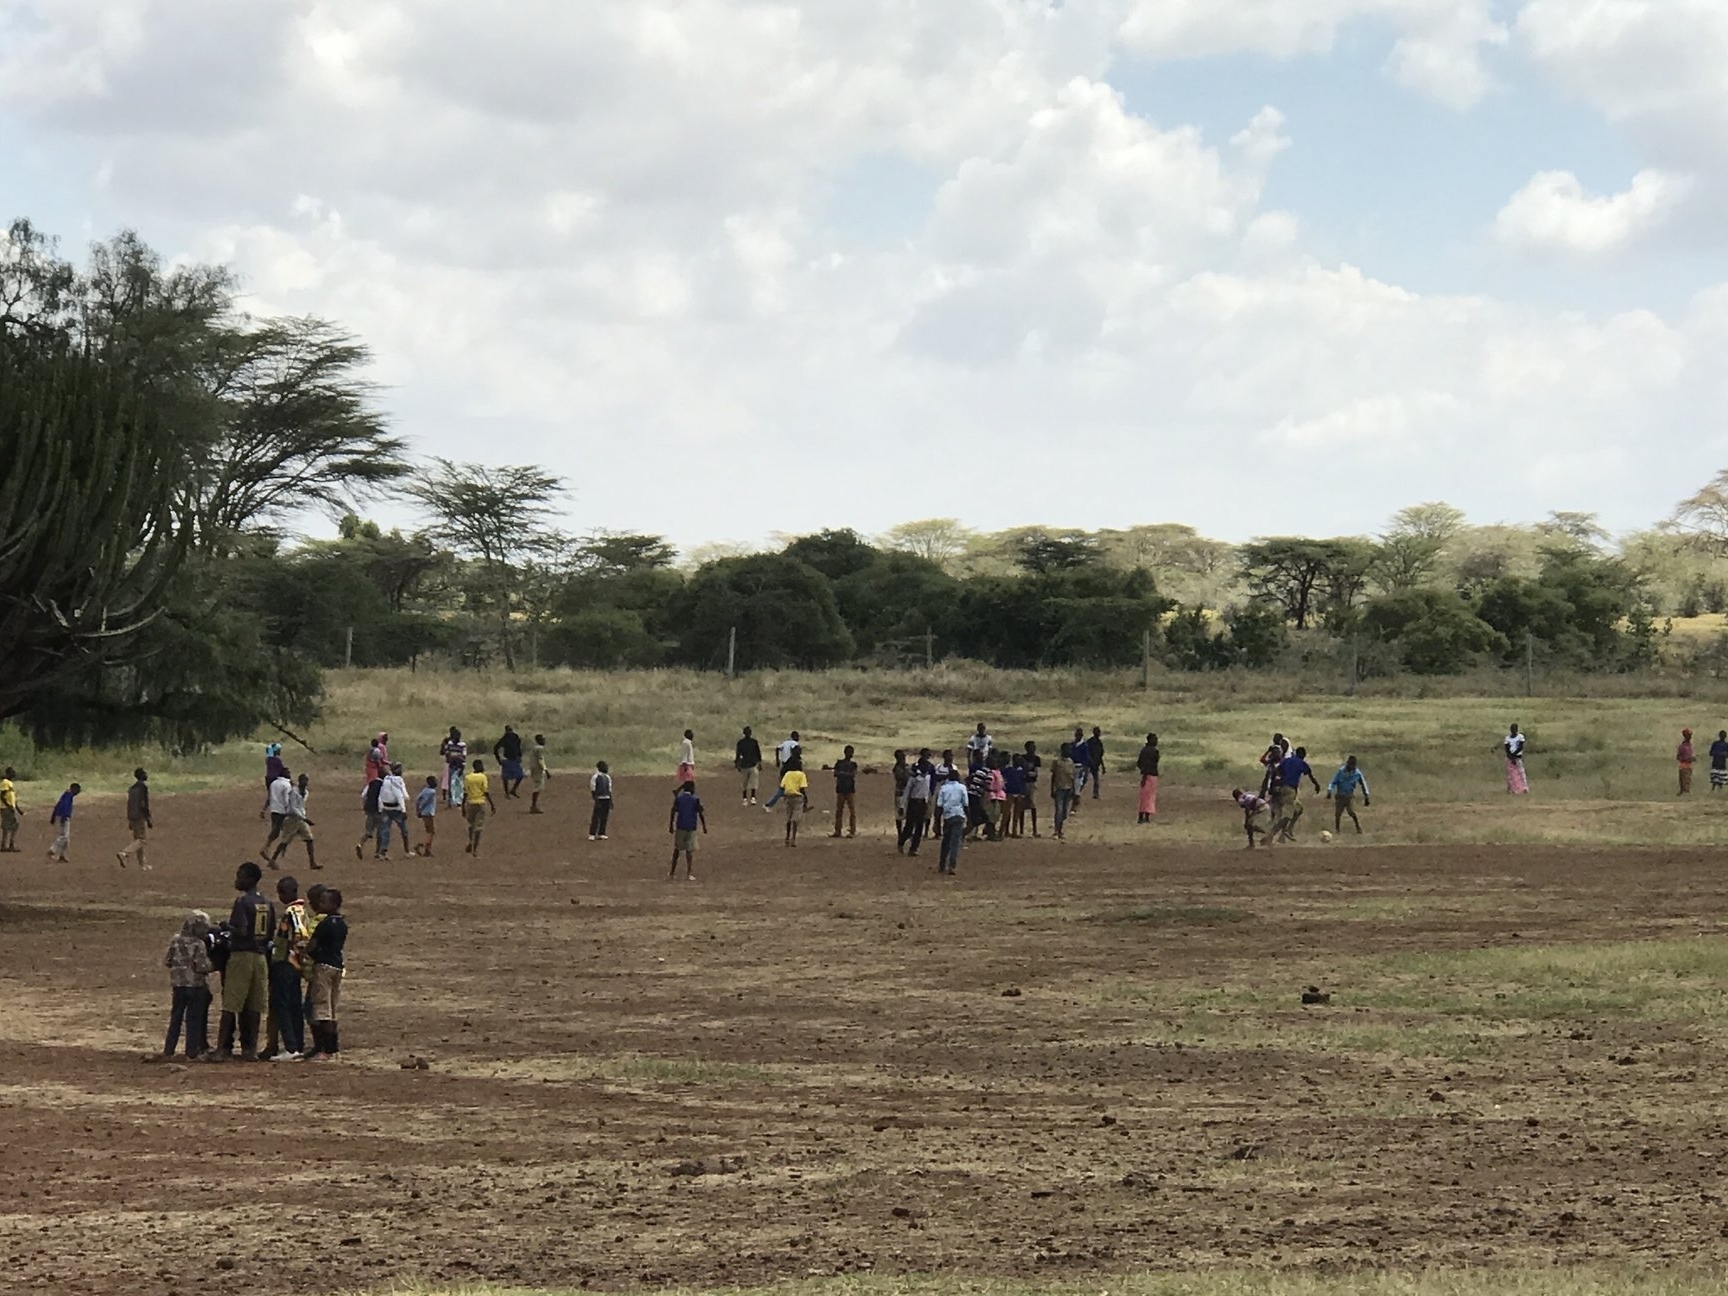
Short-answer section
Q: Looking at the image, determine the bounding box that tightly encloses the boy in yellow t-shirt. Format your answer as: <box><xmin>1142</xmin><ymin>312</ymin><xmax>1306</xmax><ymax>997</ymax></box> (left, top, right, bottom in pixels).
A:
<box><xmin>0</xmin><ymin>767</ymin><xmax>22</xmax><ymax>852</ymax></box>
<box><xmin>779</xmin><ymin>762</ymin><xmax>809</xmax><ymax>847</ymax></box>
<box><xmin>462</xmin><ymin>760</ymin><xmax>499</xmax><ymax>857</ymax></box>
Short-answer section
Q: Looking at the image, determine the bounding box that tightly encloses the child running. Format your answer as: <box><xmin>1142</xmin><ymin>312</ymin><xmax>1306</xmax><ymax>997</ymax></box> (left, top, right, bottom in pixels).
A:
<box><xmin>268</xmin><ymin>774</ymin><xmax>321</xmax><ymax>872</ymax></box>
<box><xmin>668</xmin><ymin>781</ymin><xmax>706</xmax><ymax>880</ymax></box>
<box><xmin>589</xmin><ymin>762</ymin><xmax>614</xmax><ymax>840</ymax></box>
<box><xmin>377</xmin><ymin>764</ymin><xmax>410</xmax><ymax>860</ymax></box>
<box><xmin>1326</xmin><ymin>755</ymin><xmax>1371</xmax><ymax>835</ymax></box>
<box><xmin>47</xmin><ymin>782</ymin><xmax>79</xmax><ymax>862</ymax></box>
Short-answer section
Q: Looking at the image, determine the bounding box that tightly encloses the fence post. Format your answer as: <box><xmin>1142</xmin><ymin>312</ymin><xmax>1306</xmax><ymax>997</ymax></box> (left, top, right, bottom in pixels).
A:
<box><xmin>726</xmin><ymin>626</ymin><xmax>737</xmax><ymax>679</ymax></box>
<box><xmin>1526</xmin><ymin>633</ymin><xmax>1534</xmax><ymax>697</ymax></box>
<box><xmin>925</xmin><ymin>631</ymin><xmax>935</xmax><ymax>669</ymax></box>
<box><xmin>1348</xmin><ymin>636</ymin><xmax>1358</xmax><ymax>696</ymax></box>
<box><xmin>1141</xmin><ymin>628</ymin><xmax>1151</xmax><ymax>689</ymax></box>
<box><xmin>344</xmin><ymin>626</ymin><xmax>354</xmax><ymax>669</ymax></box>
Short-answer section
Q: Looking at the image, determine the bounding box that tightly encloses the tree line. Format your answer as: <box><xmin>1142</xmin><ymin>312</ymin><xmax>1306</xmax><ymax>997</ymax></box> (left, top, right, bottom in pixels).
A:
<box><xmin>8</xmin><ymin>219</ymin><xmax>1728</xmax><ymax>753</ymax></box>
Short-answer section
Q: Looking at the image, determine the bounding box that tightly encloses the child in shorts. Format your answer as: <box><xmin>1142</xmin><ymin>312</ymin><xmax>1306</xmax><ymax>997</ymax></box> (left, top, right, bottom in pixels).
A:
<box><xmin>302</xmin><ymin>887</ymin><xmax>347</xmax><ymax>1061</ymax></box>
<box><xmin>415</xmin><ymin>776</ymin><xmax>438</xmax><ymax>856</ymax></box>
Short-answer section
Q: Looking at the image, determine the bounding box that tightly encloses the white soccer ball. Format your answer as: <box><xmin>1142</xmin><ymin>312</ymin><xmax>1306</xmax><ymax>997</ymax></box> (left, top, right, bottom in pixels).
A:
<box><xmin>1319</xmin><ymin>830</ymin><xmax>1334</xmax><ymax>844</ymax></box>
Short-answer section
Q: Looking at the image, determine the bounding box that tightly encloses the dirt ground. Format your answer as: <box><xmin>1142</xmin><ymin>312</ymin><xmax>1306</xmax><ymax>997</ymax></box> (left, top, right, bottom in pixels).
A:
<box><xmin>4</xmin><ymin>773</ymin><xmax>1728</xmax><ymax>1295</ymax></box>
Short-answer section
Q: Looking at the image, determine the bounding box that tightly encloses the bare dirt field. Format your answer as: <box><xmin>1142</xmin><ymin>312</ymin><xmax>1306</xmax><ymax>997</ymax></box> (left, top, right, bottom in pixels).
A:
<box><xmin>4</xmin><ymin>773</ymin><xmax>1728</xmax><ymax>1295</ymax></box>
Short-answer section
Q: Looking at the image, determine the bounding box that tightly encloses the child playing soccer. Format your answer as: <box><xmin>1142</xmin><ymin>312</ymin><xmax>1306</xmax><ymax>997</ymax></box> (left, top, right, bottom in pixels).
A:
<box><xmin>1232</xmin><ymin>788</ymin><xmax>1273</xmax><ymax>849</ymax></box>
<box><xmin>668</xmin><ymin>781</ymin><xmax>706</xmax><ymax>880</ymax></box>
<box><xmin>589</xmin><ymin>761</ymin><xmax>614</xmax><ymax>840</ymax></box>
<box><xmin>302</xmin><ymin>887</ymin><xmax>346</xmax><ymax>1062</ymax></box>
<box><xmin>162</xmin><ymin>910</ymin><xmax>214</xmax><ymax>1060</ymax></box>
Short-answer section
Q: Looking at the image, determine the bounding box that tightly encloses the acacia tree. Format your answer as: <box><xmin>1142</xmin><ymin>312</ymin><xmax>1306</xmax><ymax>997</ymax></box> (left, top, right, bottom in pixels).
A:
<box><xmin>193</xmin><ymin>317</ymin><xmax>409</xmax><ymax>540</ymax></box>
<box><xmin>1372</xmin><ymin>501</ymin><xmax>1466</xmax><ymax>593</ymax></box>
<box><xmin>409</xmin><ymin>459</ymin><xmax>570</xmax><ymax>670</ymax></box>
<box><xmin>879</xmin><ymin>517</ymin><xmax>975</xmax><ymax>571</ymax></box>
<box><xmin>1240</xmin><ymin>538</ymin><xmax>1375</xmax><ymax>630</ymax></box>
<box><xmin>1</xmin><ymin>219</ymin><xmax>404</xmax><ymax>746</ymax></box>
<box><xmin>0</xmin><ymin>337</ymin><xmax>189</xmax><ymax>722</ymax></box>
<box><xmin>1671</xmin><ymin>471</ymin><xmax>1728</xmax><ymax>555</ymax></box>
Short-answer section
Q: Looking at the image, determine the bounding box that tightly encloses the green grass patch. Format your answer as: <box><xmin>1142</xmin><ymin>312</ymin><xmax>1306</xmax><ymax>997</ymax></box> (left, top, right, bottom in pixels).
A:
<box><xmin>1361</xmin><ymin>937</ymin><xmax>1728</xmax><ymax>1025</ymax></box>
<box><xmin>1090</xmin><ymin>936</ymin><xmax>1728</xmax><ymax>1064</ymax></box>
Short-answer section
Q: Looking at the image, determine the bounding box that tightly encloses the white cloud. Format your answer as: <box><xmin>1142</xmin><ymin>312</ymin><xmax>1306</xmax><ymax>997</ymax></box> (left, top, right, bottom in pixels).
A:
<box><xmin>1119</xmin><ymin>0</ymin><xmax>1507</xmax><ymax>108</ymax></box>
<box><xmin>0</xmin><ymin>0</ymin><xmax>1720</xmax><ymax>546</ymax></box>
<box><xmin>1494</xmin><ymin>169</ymin><xmax>1693</xmax><ymax>254</ymax></box>
<box><xmin>1516</xmin><ymin>0</ymin><xmax>1728</xmax><ymax>165</ymax></box>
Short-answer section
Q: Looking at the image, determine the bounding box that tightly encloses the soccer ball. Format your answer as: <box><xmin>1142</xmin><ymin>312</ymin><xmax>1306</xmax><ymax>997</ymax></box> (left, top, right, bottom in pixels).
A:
<box><xmin>1319</xmin><ymin>830</ymin><xmax>1334</xmax><ymax>844</ymax></box>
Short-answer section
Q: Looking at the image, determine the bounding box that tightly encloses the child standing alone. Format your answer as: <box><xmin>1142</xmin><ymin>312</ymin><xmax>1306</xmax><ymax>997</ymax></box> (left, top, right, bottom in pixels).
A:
<box><xmin>589</xmin><ymin>762</ymin><xmax>614</xmax><ymax>840</ymax></box>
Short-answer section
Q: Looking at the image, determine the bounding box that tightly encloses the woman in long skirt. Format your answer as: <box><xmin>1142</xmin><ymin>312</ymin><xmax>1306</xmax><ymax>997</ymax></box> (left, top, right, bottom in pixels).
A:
<box><xmin>1135</xmin><ymin>733</ymin><xmax>1160</xmax><ymax>824</ymax></box>
<box><xmin>1503</xmin><ymin>724</ymin><xmax>1529</xmax><ymax>795</ymax></box>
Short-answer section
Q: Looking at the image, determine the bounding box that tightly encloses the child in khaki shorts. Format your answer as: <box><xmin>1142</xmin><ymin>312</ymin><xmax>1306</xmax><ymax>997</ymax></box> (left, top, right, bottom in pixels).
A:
<box><xmin>414</xmin><ymin>776</ymin><xmax>438</xmax><ymax>857</ymax></box>
<box><xmin>303</xmin><ymin>887</ymin><xmax>347</xmax><ymax>1061</ymax></box>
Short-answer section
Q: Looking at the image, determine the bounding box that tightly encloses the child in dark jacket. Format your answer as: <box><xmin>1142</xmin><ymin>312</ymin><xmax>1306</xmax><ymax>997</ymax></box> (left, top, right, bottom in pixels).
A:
<box><xmin>303</xmin><ymin>888</ymin><xmax>347</xmax><ymax>1061</ymax></box>
<box><xmin>162</xmin><ymin>910</ymin><xmax>215</xmax><ymax>1059</ymax></box>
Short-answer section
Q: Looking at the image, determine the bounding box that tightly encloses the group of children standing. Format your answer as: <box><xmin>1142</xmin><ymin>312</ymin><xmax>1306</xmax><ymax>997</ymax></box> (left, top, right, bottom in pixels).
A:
<box><xmin>160</xmin><ymin>863</ymin><xmax>348</xmax><ymax>1063</ymax></box>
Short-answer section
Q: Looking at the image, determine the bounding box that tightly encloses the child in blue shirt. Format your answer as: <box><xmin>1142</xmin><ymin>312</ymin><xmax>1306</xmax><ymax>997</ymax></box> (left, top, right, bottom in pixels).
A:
<box><xmin>1326</xmin><ymin>755</ymin><xmax>1371</xmax><ymax>835</ymax></box>
<box><xmin>48</xmin><ymin>782</ymin><xmax>80</xmax><ymax>863</ymax></box>
<box><xmin>414</xmin><ymin>776</ymin><xmax>439</xmax><ymax>857</ymax></box>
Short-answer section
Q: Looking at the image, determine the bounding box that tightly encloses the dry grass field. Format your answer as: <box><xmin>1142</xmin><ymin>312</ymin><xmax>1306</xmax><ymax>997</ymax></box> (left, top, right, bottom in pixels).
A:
<box><xmin>4</xmin><ymin>669</ymin><xmax>1728</xmax><ymax>1296</ymax></box>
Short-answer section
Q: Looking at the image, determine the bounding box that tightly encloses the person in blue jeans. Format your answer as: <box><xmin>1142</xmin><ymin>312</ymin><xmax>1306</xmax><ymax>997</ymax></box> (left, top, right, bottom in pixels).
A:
<box><xmin>934</xmin><ymin>769</ymin><xmax>969</xmax><ymax>875</ymax></box>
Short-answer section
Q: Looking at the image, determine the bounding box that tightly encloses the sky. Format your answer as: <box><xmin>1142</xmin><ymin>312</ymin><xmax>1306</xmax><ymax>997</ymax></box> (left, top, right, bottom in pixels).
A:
<box><xmin>4</xmin><ymin>0</ymin><xmax>1728</xmax><ymax>554</ymax></box>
